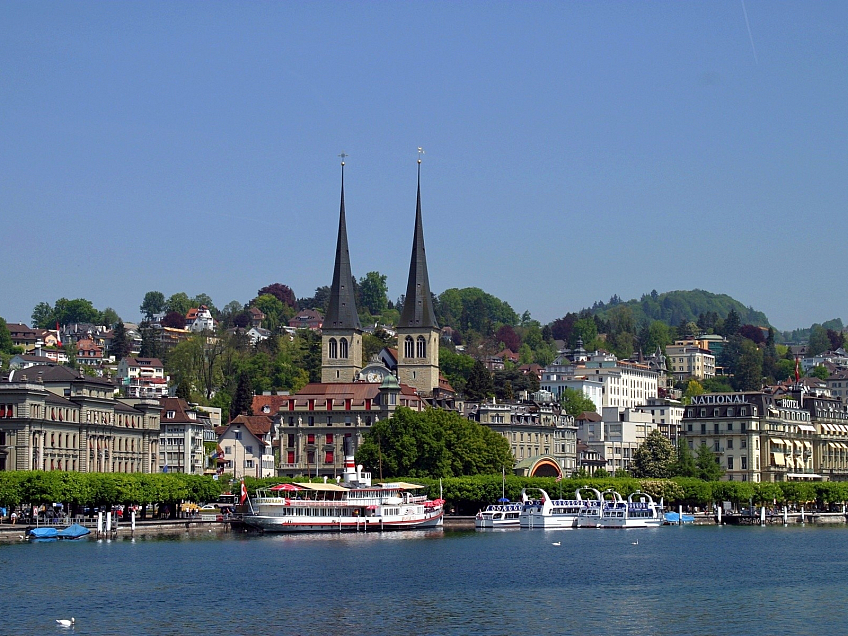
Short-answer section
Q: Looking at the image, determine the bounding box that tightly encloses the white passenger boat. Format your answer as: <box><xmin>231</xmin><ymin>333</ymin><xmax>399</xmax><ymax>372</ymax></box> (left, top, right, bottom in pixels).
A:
<box><xmin>577</xmin><ymin>487</ymin><xmax>604</xmax><ymax>528</ymax></box>
<box><xmin>476</xmin><ymin>468</ymin><xmax>521</xmax><ymax>529</ymax></box>
<box><xmin>241</xmin><ymin>442</ymin><xmax>444</xmax><ymax>533</ymax></box>
<box><xmin>593</xmin><ymin>489</ymin><xmax>664</xmax><ymax>529</ymax></box>
<box><xmin>519</xmin><ymin>487</ymin><xmax>599</xmax><ymax>529</ymax></box>
<box><xmin>475</xmin><ymin>503</ymin><xmax>523</xmax><ymax>528</ymax></box>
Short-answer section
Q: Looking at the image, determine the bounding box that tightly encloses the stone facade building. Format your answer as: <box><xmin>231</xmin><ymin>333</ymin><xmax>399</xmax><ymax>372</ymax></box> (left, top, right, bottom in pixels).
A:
<box><xmin>465</xmin><ymin>392</ymin><xmax>578</xmax><ymax>477</ymax></box>
<box><xmin>0</xmin><ymin>366</ymin><xmax>161</xmax><ymax>473</ymax></box>
<box><xmin>681</xmin><ymin>391</ymin><xmax>848</xmax><ymax>483</ymax></box>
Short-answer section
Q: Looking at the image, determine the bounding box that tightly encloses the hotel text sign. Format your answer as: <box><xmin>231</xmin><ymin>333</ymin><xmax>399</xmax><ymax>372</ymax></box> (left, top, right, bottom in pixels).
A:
<box><xmin>691</xmin><ymin>395</ymin><xmax>749</xmax><ymax>405</ymax></box>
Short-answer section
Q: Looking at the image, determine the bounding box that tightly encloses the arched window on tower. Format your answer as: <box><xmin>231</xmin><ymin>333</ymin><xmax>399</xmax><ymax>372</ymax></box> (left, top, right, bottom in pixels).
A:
<box><xmin>417</xmin><ymin>336</ymin><xmax>426</xmax><ymax>358</ymax></box>
<box><xmin>339</xmin><ymin>337</ymin><xmax>348</xmax><ymax>359</ymax></box>
<box><xmin>404</xmin><ymin>336</ymin><xmax>414</xmax><ymax>359</ymax></box>
<box><xmin>328</xmin><ymin>338</ymin><xmax>338</xmax><ymax>359</ymax></box>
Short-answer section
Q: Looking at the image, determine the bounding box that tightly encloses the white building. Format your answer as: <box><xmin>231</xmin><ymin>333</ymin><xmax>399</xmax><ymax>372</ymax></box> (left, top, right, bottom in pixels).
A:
<box><xmin>187</xmin><ymin>306</ymin><xmax>216</xmax><ymax>333</ymax></box>
<box><xmin>637</xmin><ymin>397</ymin><xmax>685</xmax><ymax>444</ymax></box>
<box><xmin>577</xmin><ymin>406</ymin><xmax>656</xmax><ymax>475</ymax></box>
<box><xmin>159</xmin><ymin>397</ymin><xmax>211</xmax><ymax>475</ymax></box>
<box><xmin>216</xmin><ymin>415</ymin><xmax>275</xmax><ymax>478</ymax></box>
<box><xmin>540</xmin><ymin>371</ymin><xmax>605</xmax><ymax>412</ymax></box>
<box><xmin>666</xmin><ymin>341</ymin><xmax>716</xmax><ymax>382</ymax></box>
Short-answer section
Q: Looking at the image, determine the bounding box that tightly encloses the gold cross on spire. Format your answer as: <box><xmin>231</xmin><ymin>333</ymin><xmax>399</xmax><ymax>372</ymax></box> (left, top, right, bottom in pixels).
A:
<box><xmin>339</xmin><ymin>152</ymin><xmax>348</xmax><ymax>166</ymax></box>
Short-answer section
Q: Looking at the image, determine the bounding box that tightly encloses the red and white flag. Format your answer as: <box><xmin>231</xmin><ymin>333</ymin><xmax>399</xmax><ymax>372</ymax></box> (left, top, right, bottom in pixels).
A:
<box><xmin>239</xmin><ymin>480</ymin><xmax>248</xmax><ymax>504</ymax></box>
<box><xmin>56</xmin><ymin>322</ymin><xmax>62</xmax><ymax>347</ymax></box>
<box><xmin>794</xmin><ymin>357</ymin><xmax>800</xmax><ymax>382</ymax></box>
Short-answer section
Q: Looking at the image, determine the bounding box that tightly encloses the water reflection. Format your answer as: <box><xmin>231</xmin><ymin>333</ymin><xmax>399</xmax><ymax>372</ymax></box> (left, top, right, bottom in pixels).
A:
<box><xmin>2</xmin><ymin>526</ymin><xmax>848</xmax><ymax>634</ymax></box>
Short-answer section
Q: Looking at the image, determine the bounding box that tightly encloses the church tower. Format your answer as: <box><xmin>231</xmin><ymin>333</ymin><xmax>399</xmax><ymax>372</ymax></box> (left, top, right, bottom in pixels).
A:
<box><xmin>396</xmin><ymin>154</ymin><xmax>440</xmax><ymax>395</ymax></box>
<box><xmin>322</xmin><ymin>157</ymin><xmax>363</xmax><ymax>383</ymax></box>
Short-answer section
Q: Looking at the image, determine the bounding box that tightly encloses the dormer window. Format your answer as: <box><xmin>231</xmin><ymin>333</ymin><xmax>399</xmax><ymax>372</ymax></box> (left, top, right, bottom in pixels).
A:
<box><xmin>262</xmin><ymin>405</ymin><xmax>270</xmax><ymax>413</ymax></box>
<box><xmin>166</xmin><ymin>410</ymin><xmax>175</xmax><ymax>419</ymax></box>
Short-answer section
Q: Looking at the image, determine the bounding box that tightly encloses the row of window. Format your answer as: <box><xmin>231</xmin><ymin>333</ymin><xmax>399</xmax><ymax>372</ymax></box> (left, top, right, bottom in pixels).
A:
<box><xmin>286</xmin><ymin>415</ymin><xmax>374</xmax><ymax>426</ymax></box>
<box><xmin>327</xmin><ymin>338</ymin><xmax>350</xmax><ymax>359</ymax></box>
<box><xmin>687</xmin><ymin>407</ymin><xmax>755</xmax><ymax>418</ymax></box>
<box><xmin>403</xmin><ymin>336</ymin><xmax>428</xmax><ymax>359</ymax></box>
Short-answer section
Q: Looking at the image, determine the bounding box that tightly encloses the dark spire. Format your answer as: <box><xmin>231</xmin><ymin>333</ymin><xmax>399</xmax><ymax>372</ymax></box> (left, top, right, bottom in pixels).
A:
<box><xmin>400</xmin><ymin>158</ymin><xmax>438</xmax><ymax>329</ymax></box>
<box><xmin>325</xmin><ymin>158</ymin><xmax>361</xmax><ymax>330</ymax></box>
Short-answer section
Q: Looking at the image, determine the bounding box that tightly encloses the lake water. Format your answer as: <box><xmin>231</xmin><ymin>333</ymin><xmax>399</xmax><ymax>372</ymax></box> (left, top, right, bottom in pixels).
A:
<box><xmin>1</xmin><ymin>524</ymin><xmax>845</xmax><ymax>635</ymax></box>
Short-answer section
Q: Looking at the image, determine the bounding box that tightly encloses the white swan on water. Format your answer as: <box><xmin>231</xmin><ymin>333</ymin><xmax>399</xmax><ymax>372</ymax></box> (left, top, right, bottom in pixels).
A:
<box><xmin>56</xmin><ymin>618</ymin><xmax>75</xmax><ymax>627</ymax></box>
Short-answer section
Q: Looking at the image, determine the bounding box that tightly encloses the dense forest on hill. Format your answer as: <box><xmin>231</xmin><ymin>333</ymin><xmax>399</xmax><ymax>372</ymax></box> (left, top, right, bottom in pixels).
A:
<box><xmin>584</xmin><ymin>289</ymin><xmax>771</xmax><ymax>330</ymax></box>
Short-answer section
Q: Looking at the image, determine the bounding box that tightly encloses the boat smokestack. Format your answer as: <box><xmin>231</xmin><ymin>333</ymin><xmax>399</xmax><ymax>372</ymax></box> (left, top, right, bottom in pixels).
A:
<box><xmin>343</xmin><ymin>436</ymin><xmax>356</xmax><ymax>485</ymax></box>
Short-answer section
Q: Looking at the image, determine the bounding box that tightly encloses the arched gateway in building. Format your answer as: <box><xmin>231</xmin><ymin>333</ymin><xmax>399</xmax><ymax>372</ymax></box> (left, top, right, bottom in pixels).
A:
<box><xmin>513</xmin><ymin>456</ymin><xmax>563</xmax><ymax>478</ymax></box>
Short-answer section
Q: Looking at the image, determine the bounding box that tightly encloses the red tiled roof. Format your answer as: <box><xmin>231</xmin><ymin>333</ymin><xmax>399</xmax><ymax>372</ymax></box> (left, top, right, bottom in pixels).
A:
<box><xmin>124</xmin><ymin>357</ymin><xmax>164</xmax><ymax>367</ymax></box>
<box><xmin>229</xmin><ymin>414</ymin><xmax>273</xmax><ymax>436</ymax></box>
<box><xmin>251</xmin><ymin>394</ymin><xmax>289</xmax><ymax>415</ymax></box>
<box><xmin>577</xmin><ymin>411</ymin><xmax>601</xmax><ymax>422</ymax></box>
<box><xmin>159</xmin><ymin>397</ymin><xmax>197</xmax><ymax>423</ymax></box>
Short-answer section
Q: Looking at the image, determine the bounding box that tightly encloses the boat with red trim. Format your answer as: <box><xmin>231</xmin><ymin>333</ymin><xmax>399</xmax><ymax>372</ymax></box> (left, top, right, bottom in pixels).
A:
<box><xmin>241</xmin><ymin>440</ymin><xmax>444</xmax><ymax>533</ymax></box>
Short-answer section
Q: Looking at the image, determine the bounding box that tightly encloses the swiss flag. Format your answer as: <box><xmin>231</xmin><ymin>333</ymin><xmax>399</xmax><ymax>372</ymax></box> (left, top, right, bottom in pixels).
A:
<box><xmin>240</xmin><ymin>480</ymin><xmax>248</xmax><ymax>505</ymax></box>
<box><xmin>56</xmin><ymin>322</ymin><xmax>62</xmax><ymax>347</ymax></box>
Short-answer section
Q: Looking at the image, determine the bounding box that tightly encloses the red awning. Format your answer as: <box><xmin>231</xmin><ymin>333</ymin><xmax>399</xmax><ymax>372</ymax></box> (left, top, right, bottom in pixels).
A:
<box><xmin>270</xmin><ymin>483</ymin><xmax>302</xmax><ymax>491</ymax></box>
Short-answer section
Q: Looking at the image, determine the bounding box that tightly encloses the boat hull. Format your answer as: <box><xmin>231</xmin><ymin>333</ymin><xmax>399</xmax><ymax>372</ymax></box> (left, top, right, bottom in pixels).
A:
<box><xmin>242</xmin><ymin>511</ymin><xmax>443</xmax><ymax>533</ymax></box>
<box><xmin>519</xmin><ymin>514</ymin><xmax>579</xmax><ymax>529</ymax></box>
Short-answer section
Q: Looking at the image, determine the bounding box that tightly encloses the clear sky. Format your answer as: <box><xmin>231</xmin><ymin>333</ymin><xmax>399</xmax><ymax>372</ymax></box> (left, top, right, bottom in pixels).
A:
<box><xmin>2</xmin><ymin>2</ymin><xmax>846</xmax><ymax>331</ymax></box>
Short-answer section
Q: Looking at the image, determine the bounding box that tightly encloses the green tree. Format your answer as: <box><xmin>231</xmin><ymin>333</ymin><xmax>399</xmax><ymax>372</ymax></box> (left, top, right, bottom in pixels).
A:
<box><xmin>682</xmin><ymin>380</ymin><xmax>705</xmax><ymax>404</ymax></box>
<box><xmin>720</xmin><ymin>308</ymin><xmax>741</xmax><ymax>337</ymax></box>
<box><xmin>252</xmin><ymin>294</ymin><xmax>285</xmax><ymax>332</ymax></box>
<box><xmin>140</xmin><ymin>291</ymin><xmax>166</xmax><ymax>319</ymax></box>
<box><xmin>139</xmin><ymin>322</ymin><xmax>161</xmax><ymax>359</ymax></box>
<box><xmin>31</xmin><ymin>302</ymin><xmax>55</xmax><ymax>329</ymax></box>
<box><xmin>359</xmin><ymin>271</ymin><xmax>389</xmax><ymax>316</ymax></box>
<box><xmin>695</xmin><ymin>444</ymin><xmax>725</xmax><ymax>481</ymax></box>
<box><xmin>570</xmin><ymin>318</ymin><xmax>598</xmax><ymax>348</ymax></box>
<box><xmin>671</xmin><ymin>440</ymin><xmax>698</xmax><ymax>477</ymax></box>
<box><xmin>808</xmin><ymin>325</ymin><xmax>831</xmax><ymax>357</ymax></box>
<box><xmin>439</xmin><ymin>347</ymin><xmax>475</xmax><ymax>394</ymax></box>
<box><xmin>733</xmin><ymin>338</ymin><xmax>763</xmax><ymax>391</ymax></box>
<box><xmin>437</xmin><ymin>287</ymin><xmax>519</xmax><ymax>332</ymax></box>
<box><xmin>774</xmin><ymin>358</ymin><xmax>796</xmax><ymax>381</ymax></box>
<box><xmin>641</xmin><ymin>320</ymin><xmax>672</xmax><ymax>354</ymax></box>
<box><xmin>165</xmin><ymin>292</ymin><xmax>193</xmax><ymax>316</ymax></box>
<box><xmin>294</xmin><ymin>329</ymin><xmax>322</xmax><ymax>383</ymax></box>
<box><xmin>109</xmin><ymin>321</ymin><xmax>132</xmax><ymax>361</ymax></box>
<box><xmin>230</xmin><ymin>371</ymin><xmax>254</xmax><ymax>421</ymax></box>
<box><xmin>631</xmin><ymin>430</ymin><xmax>676</xmax><ymax>478</ymax></box>
<box><xmin>559</xmin><ymin>388</ymin><xmax>597</xmax><ymax>418</ymax></box>
<box><xmin>191</xmin><ymin>293</ymin><xmax>217</xmax><ymax>315</ymax></box>
<box><xmin>809</xmin><ymin>365</ymin><xmax>830</xmax><ymax>381</ymax></box>
<box><xmin>175</xmin><ymin>379</ymin><xmax>192</xmax><ymax>401</ymax></box>
<box><xmin>0</xmin><ymin>318</ymin><xmax>12</xmax><ymax>354</ymax></box>
<box><xmin>701</xmin><ymin>378</ymin><xmax>733</xmax><ymax>393</ymax></box>
<box><xmin>53</xmin><ymin>298</ymin><xmax>101</xmax><ymax>326</ymax></box>
<box><xmin>465</xmin><ymin>360</ymin><xmax>494</xmax><ymax>401</ymax></box>
<box><xmin>356</xmin><ymin>407</ymin><xmax>512</xmax><ymax>478</ymax></box>
<box><xmin>101</xmin><ymin>307</ymin><xmax>120</xmax><ymax>328</ymax></box>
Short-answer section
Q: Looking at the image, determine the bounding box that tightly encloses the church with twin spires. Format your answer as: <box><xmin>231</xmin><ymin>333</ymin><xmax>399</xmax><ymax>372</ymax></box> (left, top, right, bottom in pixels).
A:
<box><xmin>260</xmin><ymin>157</ymin><xmax>452</xmax><ymax>477</ymax></box>
<box><xmin>321</xmin><ymin>156</ymin><xmax>441</xmax><ymax>397</ymax></box>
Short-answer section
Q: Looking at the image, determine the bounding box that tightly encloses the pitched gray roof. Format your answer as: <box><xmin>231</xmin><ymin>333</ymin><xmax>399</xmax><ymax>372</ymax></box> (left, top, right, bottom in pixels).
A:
<box><xmin>324</xmin><ymin>164</ymin><xmax>361</xmax><ymax>331</ymax></box>
<box><xmin>399</xmin><ymin>164</ymin><xmax>438</xmax><ymax>329</ymax></box>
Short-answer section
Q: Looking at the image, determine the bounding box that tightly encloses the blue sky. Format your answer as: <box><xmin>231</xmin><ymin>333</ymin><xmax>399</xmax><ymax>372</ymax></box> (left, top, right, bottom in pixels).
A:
<box><xmin>2</xmin><ymin>2</ymin><xmax>846</xmax><ymax>331</ymax></box>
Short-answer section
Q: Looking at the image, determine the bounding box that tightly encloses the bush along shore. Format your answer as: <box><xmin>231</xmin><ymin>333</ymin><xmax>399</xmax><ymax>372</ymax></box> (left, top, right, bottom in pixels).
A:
<box><xmin>3</xmin><ymin>471</ymin><xmax>848</xmax><ymax>523</ymax></box>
